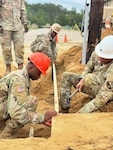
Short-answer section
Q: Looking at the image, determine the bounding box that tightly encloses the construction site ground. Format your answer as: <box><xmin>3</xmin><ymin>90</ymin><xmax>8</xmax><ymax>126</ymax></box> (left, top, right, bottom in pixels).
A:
<box><xmin>0</xmin><ymin>28</ymin><xmax>113</xmax><ymax>150</ymax></box>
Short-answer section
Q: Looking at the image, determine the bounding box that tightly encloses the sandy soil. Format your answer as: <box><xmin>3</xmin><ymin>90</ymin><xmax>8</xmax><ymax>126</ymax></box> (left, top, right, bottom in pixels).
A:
<box><xmin>0</xmin><ymin>29</ymin><xmax>113</xmax><ymax>150</ymax></box>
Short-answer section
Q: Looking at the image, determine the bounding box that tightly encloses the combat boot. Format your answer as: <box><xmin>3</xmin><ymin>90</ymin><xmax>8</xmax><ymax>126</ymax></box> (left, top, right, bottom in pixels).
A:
<box><xmin>5</xmin><ymin>64</ymin><xmax>11</xmax><ymax>75</ymax></box>
<box><xmin>18</xmin><ymin>63</ymin><xmax>23</xmax><ymax>69</ymax></box>
<box><xmin>0</xmin><ymin>124</ymin><xmax>16</xmax><ymax>139</ymax></box>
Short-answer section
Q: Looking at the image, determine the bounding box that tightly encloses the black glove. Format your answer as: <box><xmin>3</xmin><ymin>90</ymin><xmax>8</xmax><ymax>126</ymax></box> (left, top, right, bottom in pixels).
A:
<box><xmin>24</xmin><ymin>24</ymin><xmax>29</xmax><ymax>33</ymax></box>
<box><xmin>0</xmin><ymin>25</ymin><xmax>3</xmax><ymax>34</ymax></box>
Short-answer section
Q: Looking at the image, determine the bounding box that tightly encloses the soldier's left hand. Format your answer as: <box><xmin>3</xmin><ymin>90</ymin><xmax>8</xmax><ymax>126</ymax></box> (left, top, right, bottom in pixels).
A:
<box><xmin>24</xmin><ymin>24</ymin><xmax>29</xmax><ymax>33</ymax></box>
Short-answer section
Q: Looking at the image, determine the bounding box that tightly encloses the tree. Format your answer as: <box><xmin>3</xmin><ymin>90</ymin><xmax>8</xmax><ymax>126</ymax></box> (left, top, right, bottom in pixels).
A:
<box><xmin>25</xmin><ymin>3</ymin><xmax>83</xmax><ymax>27</ymax></box>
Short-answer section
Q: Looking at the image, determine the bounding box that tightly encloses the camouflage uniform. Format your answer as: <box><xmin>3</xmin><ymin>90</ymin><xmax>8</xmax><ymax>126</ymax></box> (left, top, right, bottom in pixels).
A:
<box><xmin>30</xmin><ymin>30</ymin><xmax>57</xmax><ymax>61</ymax></box>
<box><xmin>0</xmin><ymin>67</ymin><xmax>44</xmax><ymax>129</ymax></box>
<box><xmin>60</xmin><ymin>51</ymin><xmax>113</xmax><ymax>113</ymax></box>
<box><xmin>0</xmin><ymin>0</ymin><xmax>28</xmax><ymax>64</ymax></box>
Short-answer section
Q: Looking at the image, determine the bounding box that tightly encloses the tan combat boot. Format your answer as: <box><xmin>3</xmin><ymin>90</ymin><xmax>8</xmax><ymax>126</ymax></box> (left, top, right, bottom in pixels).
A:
<box><xmin>0</xmin><ymin>124</ymin><xmax>16</xmax><ymax>139</ymax></box>
<box><xmin>5</xmin><ymin>64</ymin><xmax>11</xmax><ymax>75</ymax></box>
<box><xmin>18</xmin><ymin>63</ymin><xmax>23</xmax><ymax>69</ymax></box>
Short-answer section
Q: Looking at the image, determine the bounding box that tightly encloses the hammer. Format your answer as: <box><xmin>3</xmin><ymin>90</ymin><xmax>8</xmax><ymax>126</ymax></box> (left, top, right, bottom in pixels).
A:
<box><xmin>67</xmin><ymin>89</ymin><xmax>79</xmax><ymax>107</ymax></box>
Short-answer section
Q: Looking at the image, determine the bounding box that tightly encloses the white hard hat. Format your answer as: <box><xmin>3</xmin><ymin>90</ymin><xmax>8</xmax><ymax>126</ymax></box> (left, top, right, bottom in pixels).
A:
<box><xmin>51</xmin><ymin>23</ymin><xmax>61</xmax><ymax>33</ymax></box>
<box><xmin>95</xmin><ymin>35</ymin><xmax>113</xmax><ymax>59</ymax></box>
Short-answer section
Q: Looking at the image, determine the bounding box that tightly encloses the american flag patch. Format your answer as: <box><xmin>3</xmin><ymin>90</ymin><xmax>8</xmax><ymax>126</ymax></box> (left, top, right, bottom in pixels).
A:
<box><xmin>17</xmin><ymin>87</ymin><xmax>25</xmax><ymax>92</ymax></box>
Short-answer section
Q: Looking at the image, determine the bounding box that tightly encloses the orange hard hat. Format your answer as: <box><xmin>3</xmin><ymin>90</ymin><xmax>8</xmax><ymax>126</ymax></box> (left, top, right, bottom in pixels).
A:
<box><xmin>28</xmin><ymin>52</ymin><xmax>51</xmax><ymax>75</ymax></box>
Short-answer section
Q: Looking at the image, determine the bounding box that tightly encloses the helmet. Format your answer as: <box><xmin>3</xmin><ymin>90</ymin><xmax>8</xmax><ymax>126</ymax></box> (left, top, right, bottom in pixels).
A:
<box><xmin>95</xmin><ymin>35</ymin><xmax>113</xmax><ymax>59</ymax></box>
<box><xmin>51</xmin><ymin>23</ymin><xmax>61</xmax><ymax>33</ymax></box>
<box><xmin>111</xmin><ymin>13</ymin><xmax>113</xmax><ymax>17</ymax></box>
<box><xmin>28</xmin><ymin>52</ymin><xmax>50</xmax><ymax>75</ymax></box>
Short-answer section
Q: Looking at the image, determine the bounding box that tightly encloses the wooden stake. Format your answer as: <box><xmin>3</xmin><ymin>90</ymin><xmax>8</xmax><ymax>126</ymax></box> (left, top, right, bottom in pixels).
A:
<box><xmin>52</xmin><ymin>62</ymin><xmax>59</xmax><ymax>113</ymax></box>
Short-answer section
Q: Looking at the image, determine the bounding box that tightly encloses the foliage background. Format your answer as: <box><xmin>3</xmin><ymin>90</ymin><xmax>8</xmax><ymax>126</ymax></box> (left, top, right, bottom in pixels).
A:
<box><xmin>26</xmin><ymin>2</ymin><xmax>83</xmax><ymax>28</ymax></box>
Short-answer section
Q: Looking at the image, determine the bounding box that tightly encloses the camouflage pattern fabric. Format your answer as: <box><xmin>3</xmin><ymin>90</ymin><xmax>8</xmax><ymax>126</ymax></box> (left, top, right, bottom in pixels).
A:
<box><xmin>0</xmin><ymin>0</ymin><xmax>28</xmax><ymax>30</ymax></box>
<box><xmin>60</xmin><ymin>51</ymin><xmax>113</xmax><ymax>113</ymax></box>
<box><xmin>0</xmin><ymin>0</ymin><xmax>28</xmax><ymax>64</ymax></box>
<box><xmin>30</xmin><ymin>30</ymin><xmax>57</xmax><ymax>61</ymax></box>
<box><xmin>2</xmin><ymin>30</ymin><xmax>24</xmax><ymax>64</ymax></box>
<box><xmin>0</xmin><ymin>67</ymin><xmax>44</xmax><ymax>129</ymax></box>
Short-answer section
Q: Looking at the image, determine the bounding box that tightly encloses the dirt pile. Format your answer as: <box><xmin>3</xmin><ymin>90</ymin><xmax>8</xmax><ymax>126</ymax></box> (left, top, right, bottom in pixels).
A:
<box><xmin>101</xmin><ymin>28</ymin><xmax>113</xmax><ymax>39</ymax></box>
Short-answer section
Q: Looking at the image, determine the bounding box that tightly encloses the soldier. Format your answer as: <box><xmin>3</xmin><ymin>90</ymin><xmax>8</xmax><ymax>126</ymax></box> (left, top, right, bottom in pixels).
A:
<box><xmin>0</xmin><ymin>0</ymin><xmax>29</xmax><ymax>75</ymax></box>
<box><xmin>105</xmin><ymin>13</ymin><xmax>113</xmax><ymax>30</ymax></box>
<box><xmin>106</xmin><ymin>13</ymin><xmax>113</xmax><ymax>24</ymax></box>
<box><xmin>0</xmin><ymin>52</ymin><xmax>57</xmax><ymax>139</ymax></box>
<box><xmin>30</xmin><ymin>23</ymin><xmax>61</xmax><ymax>63</ymax></box>
<box><xmin>60</xmin><ymin>35</ymin><xmax>113</xmax><ymax>113</ymax></box>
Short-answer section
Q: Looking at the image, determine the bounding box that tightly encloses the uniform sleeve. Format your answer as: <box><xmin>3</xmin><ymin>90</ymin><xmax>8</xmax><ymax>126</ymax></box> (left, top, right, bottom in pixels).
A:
<box><xmin>78</xmin><ymin>65</ymin><xmax>113</xmax><ymax>113</ymax></box>
<box><xmin>80</xmin><ymin>51</ymin><xmax>97</xmax><ymax>79</ymax></box>
<box><xmin>7</xmin><ymin>77</ymin><xmax>44</xmax><ymax>128</ymax></box>
<box><xmin>30</xmin><ymin>36</ymin><xmax>44</xmax><ymax>53</ymax></box>
<box><xmin>20</xmin><ymin>0</ymin><xmax>28</xmax><ymax>24</ymax></box>
<box><xmin>30</xmin><ymin>35</ymin><xmax>54</xmax><ymax>60</ymax></box>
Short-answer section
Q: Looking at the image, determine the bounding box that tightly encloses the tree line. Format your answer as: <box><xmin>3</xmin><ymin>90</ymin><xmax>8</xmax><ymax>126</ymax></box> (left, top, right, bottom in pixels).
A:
<box><xmin>26</xmin><ymin>2</ymin><xmax>84</xmax><ymax>28</ymax></box>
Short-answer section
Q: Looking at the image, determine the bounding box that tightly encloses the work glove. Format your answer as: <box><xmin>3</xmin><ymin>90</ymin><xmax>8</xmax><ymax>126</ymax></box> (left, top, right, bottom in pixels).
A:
<box><xmin>0</xmin><ymin>25</ymin><xmax>3</xmax><ymax>34</ymax></box>
<box><xmin>24</xmin><ymin>24</ymin><xmax>29</xmax><ymax>33</ymax></box>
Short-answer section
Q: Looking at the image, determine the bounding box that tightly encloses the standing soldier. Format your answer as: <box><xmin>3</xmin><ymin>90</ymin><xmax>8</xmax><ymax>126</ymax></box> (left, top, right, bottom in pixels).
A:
<box><xmin>0</xmin><ymin>0</ymin><xmax>29</xmax><ymax>75</ymax></box>
<box><xmin>30</xmin><ymin>23</ymin><xmax>61</xmax><ymax>63</ymax></box>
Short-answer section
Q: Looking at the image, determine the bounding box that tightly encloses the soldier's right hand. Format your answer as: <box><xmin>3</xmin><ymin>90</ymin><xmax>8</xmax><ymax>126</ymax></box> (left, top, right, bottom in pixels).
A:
<box><xmin>76</xmin><ymin>78</ymin><xmax>84</xmax><ymax>92</ymax></box>
<box><xmin>0</xmin><ymin>25</ymin><xmax>3</xmax><ymax>34</ymax></box>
